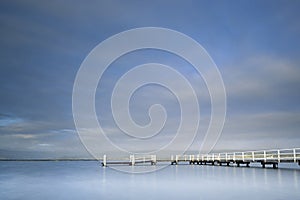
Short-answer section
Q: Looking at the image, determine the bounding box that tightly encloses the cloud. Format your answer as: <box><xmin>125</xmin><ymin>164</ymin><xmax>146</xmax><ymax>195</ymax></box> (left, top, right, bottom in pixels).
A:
<box><xmin>225</xmin><ymin>55</ymin><xmax>300</xmax><ymax>100</ymax></box>
<box><xmin>0</xmin><ymin>114</ymin><xmax>23</xmax><ymax>127</ymax></box>
<box><xmin>214</xmin><ymin>111</ymin><xmax>300</xmax><ymax>151</ymax></box>
<box><xmin>1</xmin><ymin>1</ymin><xmax>300</xmax><ymax>158</ymax></box>
<box><xmin>11</xmin><ymin>134</ymin><xmax>36</xmax><ymax>139</ymax></box>
<box><xmin>0</xmin><ymin>115</ymin><xmax>51</xmax><ymax>134</ymax></box>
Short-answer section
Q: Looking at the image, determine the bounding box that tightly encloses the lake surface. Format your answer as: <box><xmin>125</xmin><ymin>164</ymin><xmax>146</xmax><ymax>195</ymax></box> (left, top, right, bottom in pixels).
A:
<box><xmin>0</xmin><ymin>161</ymin><xmax>299</xmax><ymax>200</ymax></box>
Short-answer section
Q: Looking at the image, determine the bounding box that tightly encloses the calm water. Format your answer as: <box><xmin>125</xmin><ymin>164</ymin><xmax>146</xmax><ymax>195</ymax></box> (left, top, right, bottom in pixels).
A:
<box><xmin>0</xmin><ymin>161</ymin><xmax>299</xmax><ymax>200</ymax></box>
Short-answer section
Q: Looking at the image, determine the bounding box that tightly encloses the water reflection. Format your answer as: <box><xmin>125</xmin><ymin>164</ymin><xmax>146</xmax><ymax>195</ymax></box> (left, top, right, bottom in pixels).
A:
<box><xmin>0</xmin><ymin>161</ymin><xmax>299</xmax><ymax>200</ymax></box>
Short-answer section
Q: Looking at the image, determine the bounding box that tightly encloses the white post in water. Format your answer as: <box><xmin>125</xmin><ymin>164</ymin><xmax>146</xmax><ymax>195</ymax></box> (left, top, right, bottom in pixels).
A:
<box><xmin>103</xmin><ymin>155</ymin><xmax>107</xmax><ymax>167</ymax></box>
<box><xmin>242</xmin><ymin>152</ymin><xmax>245</xmax><ymax>162</ymax></box>
<box><xmin>263</xmin><ymin>151</ymin><xmax>267</xmax><ymax>162</ymax></box>
<box><xmin>233</xmin><ymin>153</ymin><xmax>236</xmax><ymax>161</ymax></box>
<box><xmin>293</xmin><ymin>149</ymin><xmax>296</xmax><ymax>163</ymax></box>
<box><xmin>252</xmin><ymin>152</ymin><xmax>255</xmax><ymax>162</ymax></box>
<box><xmin>152</xmin><ymin>155</ymin><xmax>156</xmax><ymax>164</ymax></box>
<box><xmin>130</xmin><ymin>155</ymin><xmax>135</xmax><ymax>166</ymax></box>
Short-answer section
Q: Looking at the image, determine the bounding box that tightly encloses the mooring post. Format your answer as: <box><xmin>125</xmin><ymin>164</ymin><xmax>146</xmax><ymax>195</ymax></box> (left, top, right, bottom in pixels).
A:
<box><xmin>130</xmin><ymin>155</ymin><xmax>135</xmax><ymax>166</ymax></box>
<box><xmin>242</xmin><ymin>152</ymin><xmax>245</xmax><ymax>162</ymax></box>
<box><xmin>233</xmin><ymin>153</ymin><xmax>236</xmax><ymax>162</ymax></box>
<box><xmin>152</xmin><ymin>155</ymin><xmax>156</xmax><ymax>164</ymax></box>
<box><xmin>103</xmin><ymin>155</ymin><xmax>107</xmax><ymax>167</ymax></box>
<box><xmin>132</xmin><ymin>155</ymin><xmax>135</xmax><ymax>166</ymax></box>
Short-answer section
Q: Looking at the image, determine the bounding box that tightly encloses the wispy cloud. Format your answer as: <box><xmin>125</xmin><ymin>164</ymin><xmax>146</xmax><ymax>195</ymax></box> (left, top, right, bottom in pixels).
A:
<box><xmin>0</xmin><ymin>1</ymin><xmax>300</xmax><ymax>158</ymax></box>
<box><xmin>225</xmin><ymin>55</ymin><xmax>300</xmax><ymax>99</ymax></box>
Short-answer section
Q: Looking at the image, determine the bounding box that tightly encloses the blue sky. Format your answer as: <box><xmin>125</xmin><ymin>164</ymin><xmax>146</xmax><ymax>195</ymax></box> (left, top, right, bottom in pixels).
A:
<box><xmin>0</xmin><ymin>0</ymin><xmax>300</xmax><ymax>158</ymax></box>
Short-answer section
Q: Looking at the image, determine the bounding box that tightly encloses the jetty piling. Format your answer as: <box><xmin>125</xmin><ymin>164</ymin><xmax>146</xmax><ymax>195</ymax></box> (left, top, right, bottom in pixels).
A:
<box><xmin>100</xmin><ymin>148</ymin><xmax>300</xmax><ymax>169</ymax></box>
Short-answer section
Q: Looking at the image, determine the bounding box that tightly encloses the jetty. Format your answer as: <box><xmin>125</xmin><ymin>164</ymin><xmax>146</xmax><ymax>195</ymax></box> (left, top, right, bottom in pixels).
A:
<box><xmin>101</xmin><ymin>147</ymin><xmax>300</xmax><ymax>169</ymax></box>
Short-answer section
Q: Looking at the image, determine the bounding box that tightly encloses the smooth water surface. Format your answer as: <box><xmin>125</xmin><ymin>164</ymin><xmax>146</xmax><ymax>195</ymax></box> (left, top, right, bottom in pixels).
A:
<box><xmin>0</xmin><ymin>161</ymin><xmax>299</xmax><ymax>200</ymax></box>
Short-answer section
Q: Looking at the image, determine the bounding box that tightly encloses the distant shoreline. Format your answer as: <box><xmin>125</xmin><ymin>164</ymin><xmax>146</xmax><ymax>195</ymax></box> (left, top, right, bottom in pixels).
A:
<box><xmin>0</xmin><ymin>158</ymin><xmax>99</xmax><ymax>161</ymax></box>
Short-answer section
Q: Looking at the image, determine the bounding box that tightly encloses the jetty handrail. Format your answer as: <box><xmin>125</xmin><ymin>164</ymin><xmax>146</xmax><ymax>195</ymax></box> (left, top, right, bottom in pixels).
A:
<box><xmin>101</xmin><ymin>147</ymin><xmax>300</xmax><ymax>168</ymax></box>
<box><xmin>197</xmin><ymin>148</ymin><xmax>300</xmax><ymax>163</ymax></box>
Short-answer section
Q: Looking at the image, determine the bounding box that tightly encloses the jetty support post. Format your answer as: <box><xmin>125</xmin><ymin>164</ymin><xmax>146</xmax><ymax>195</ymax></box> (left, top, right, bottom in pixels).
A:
<box><xmin>242</xmin><ymin>152</ymin><xmax>245</xmax><ymax>162</ymax></box>
<box><xmin>130</xmin><ymin>155</ymin><xmax>135</xmax><ymax>166</ymax></box>
<box><xmin>103</xmin><ymin>155</ymin><xmax>107</xmax><ymax>167</ymax></box>
<box><xmin>151</xmin><ymin>155</ymin><xmax>157</xmax><ymax>165</ymax></box>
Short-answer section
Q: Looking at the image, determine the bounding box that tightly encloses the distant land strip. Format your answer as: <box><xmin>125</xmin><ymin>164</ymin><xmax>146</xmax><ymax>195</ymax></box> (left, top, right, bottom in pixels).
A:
<box><xmin>0</xmin><ymin>158</ymin><xmax>98</xmax><ymax>161</ymax></box>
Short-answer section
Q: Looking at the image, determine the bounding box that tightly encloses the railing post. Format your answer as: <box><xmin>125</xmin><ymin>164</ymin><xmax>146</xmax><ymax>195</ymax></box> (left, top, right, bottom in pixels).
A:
<box><xmin>277</xmin><ymin>150</ymin><xmax>280</xmax><ymax>163</ymax></box>
<box><xmin>242</xmin><ymin>152</ymin><xmax>245</xmax><ymax>162</ymax></box>
<box><xmin>103</xmin><ymin>155</ymin><xmax>107</xmax><ymax>167</ymax></box>
<box><xmin>130</xmin><ymin>155</ymin><xmax>135</xmax><ymax>166</ymax></box>
<box><xmin>233</xmin><ymin>153</ymin><xmax>236</xmax><ymax>161</ymax></box>
<box><xmin>264</xmin><ymin>151</ymin><xmax>266</xmax><ymax>162</ymax></box>
<box><xmin>252</xmin><ymin>151</ymin><xmax>255</xmax><ymax>162</ymax></box>
<box><xmin>152</xmin><ymin>155</ymin><xmax>156</xmax><ymax>163</ymax></box>
<box><xmin>293</xmin><ymin>149</ymin><xmax>296</xmax><ymax>163</ymax></box>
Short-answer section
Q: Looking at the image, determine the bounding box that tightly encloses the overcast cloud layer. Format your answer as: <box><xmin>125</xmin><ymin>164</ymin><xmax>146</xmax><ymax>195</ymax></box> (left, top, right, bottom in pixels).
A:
<box><xmin>0</xmin><ymin>0</ymin><xmax>300</xmax><ymax>158</ymax></box>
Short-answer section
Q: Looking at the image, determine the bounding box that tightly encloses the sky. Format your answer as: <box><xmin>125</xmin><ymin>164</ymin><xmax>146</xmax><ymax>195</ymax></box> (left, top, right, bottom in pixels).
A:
<box><xmin>0</xmin><ymin>0</ymin><xmax>300</xmax><ymax>159</ymax></box>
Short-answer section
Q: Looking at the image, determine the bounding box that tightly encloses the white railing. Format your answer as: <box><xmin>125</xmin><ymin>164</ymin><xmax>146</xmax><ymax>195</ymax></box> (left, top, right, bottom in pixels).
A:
<box><xmin>102</xmin><ymin>154</ymin><xmax>156</xmax><ymax>166</ymax></box>
<box><xmin>196</xmin><ymin>148</ymin><xmax>300</xmax><ymax>163</ymax></box>
<box><xmin>102</xmin><ymin>148</ymin><xmax>300</xmax><ymax>167</ymax></box>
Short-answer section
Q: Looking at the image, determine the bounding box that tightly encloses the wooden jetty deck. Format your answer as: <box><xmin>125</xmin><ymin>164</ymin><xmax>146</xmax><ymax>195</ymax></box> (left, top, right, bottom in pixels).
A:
<box><xmin>101</xmin><ymin>148</ymin><xmax>300</xmax><ymax>169</ymax></box>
